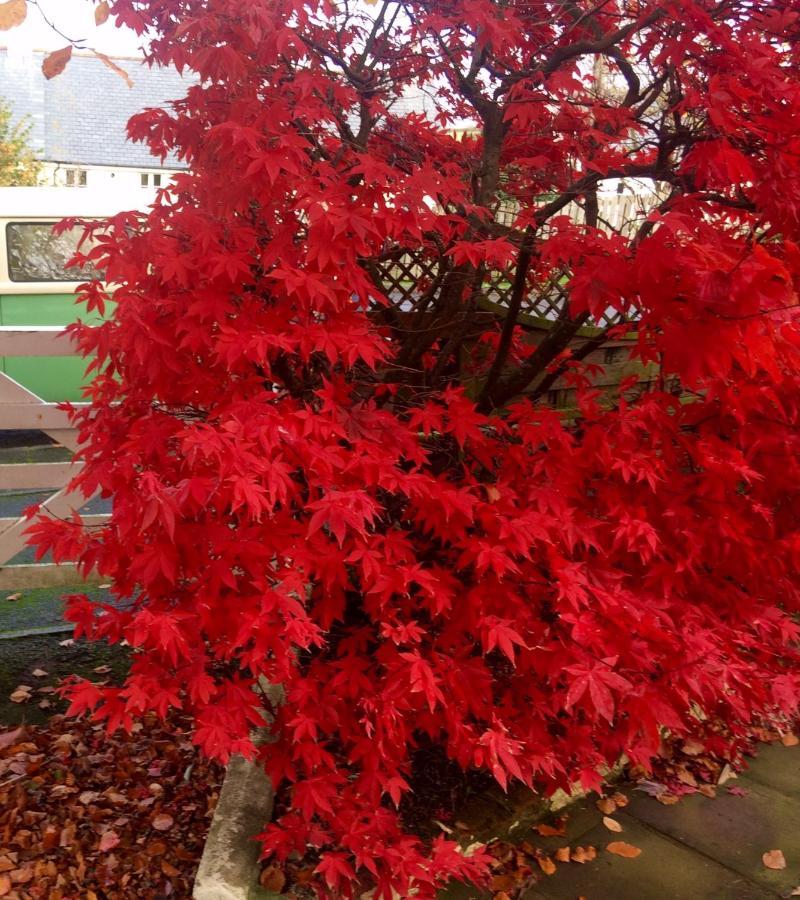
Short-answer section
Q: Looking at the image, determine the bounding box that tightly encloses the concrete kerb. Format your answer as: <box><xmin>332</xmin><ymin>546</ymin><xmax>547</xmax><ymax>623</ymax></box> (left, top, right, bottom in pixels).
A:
<box><xmin>193</xmin><ymin>680</ymin><xmax>283</xmax><ymax>900</ymax></box>
<box><xmin>193</xmin><ymin>675</ymin><xmax>626</xmax><ymax>899</ymax></box>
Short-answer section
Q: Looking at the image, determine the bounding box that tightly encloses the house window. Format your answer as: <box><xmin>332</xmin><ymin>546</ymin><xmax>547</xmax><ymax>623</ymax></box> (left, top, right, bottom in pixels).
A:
<box><xmin>141</xmin><ymin>172</ymin><xmax>163</xmax><ymax>187</ymax></box>
<box><xmin>64</xmin><ymin>168</ymin><xmax>87</xmax><ymax>187</ymax></box>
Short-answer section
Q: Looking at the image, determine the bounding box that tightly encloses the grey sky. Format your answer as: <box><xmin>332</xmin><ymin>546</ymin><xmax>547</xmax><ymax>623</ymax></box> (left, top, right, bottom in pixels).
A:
<box><xmin>7</xmin><ymin>0</ymin><xmax>143</xmax><ymax>57</ymax></box>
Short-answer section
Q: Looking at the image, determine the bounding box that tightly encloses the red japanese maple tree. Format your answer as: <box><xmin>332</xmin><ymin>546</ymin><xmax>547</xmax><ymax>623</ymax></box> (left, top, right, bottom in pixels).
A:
<box><xmin>30</xmin><ymin>0</ymin><xmax>800</xmax><ymax>896</ymax></box>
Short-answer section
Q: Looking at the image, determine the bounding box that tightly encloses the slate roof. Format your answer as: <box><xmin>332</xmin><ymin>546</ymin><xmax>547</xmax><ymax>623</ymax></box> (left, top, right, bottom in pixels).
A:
<box><xmin>0</xmin><ymin>47</ymin><xmax>191</xmax><ymax>169</ymax></box>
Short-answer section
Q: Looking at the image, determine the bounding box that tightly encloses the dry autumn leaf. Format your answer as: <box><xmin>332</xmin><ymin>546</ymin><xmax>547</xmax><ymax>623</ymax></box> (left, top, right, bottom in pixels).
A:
<box><xmin>4</xmin><ymin>593</ymin><xmax>21</xmax><ymax>602</ymax></box>
<box><xmin>93</xmin><ymin>50</ymin><xmax>134</xmax><ymax>88</ymax></box>
<box><xmin>607</xmin><ymin>841</ymin><xmax>642</xmax><ymax>859</ymax></box>
<box><xmin>0</xmin><ymin>874</ymin><xmax>10</xmax><ymax>897</ymax></box>
<box><xmin>682</xmin><ymin>738</ymin><xmax>705</xmax><ymax>755</ymax></box>
<box><xmin>31</xmin><ymin>668</ymin><xmax>47</xmax><ymax>677</ymax></box>
<box><xmin>161</xmin><ymin>859</ymin><xmax>181</xmax><ymax>878</ymax></box>
<box><xmin>152</xmin><ymin>813</ymin><xmax>174</xmax><ymax>831</ymax></box>
<box><xmin>656</xmin><ymin>793</ymin><xmax>680</xmax><ymax>805</ymax></box>
<box><xmin>0</xmin><ymin>0</ymin><xmax>25</xmax><ymax>31</ymax></box>
<box><xmin>762</xmin><ymin>850</ymin><xmax>786</xmax><ymax>870</ymax></box>
<box><xmin>95</xmin><ymin>0</ymin><xmax>110</xmax><ymax>24</ymax></box>
<box><xmin>535</xmin><ymin>821</ymin><xmax>566</xmax><ymax>837</ymax></box>
<box><xmin>555</xmin><ymin>846</ymin><xmax>571</xmax><ymax>862</ymax></box>
<box><xmin>9</xmin><ymin>688</ymin><xmax>31</xmax><ymax>704</ymax></box>
<box><xmin>258</xmin><ymin>864</ymin><xmax>286</xmax><ymax>891</ymax></box>
<box><xmin>611</xmin><ymin>792</ymin><xmax>629</xmax><ymax>808</ymax></box>
<box><xmin>603</xmin><ymin>816</ymin><xmax>623</xmax><ymax>833</ymax></box>
<box><xmin>536</xmin><ymin>856</ymin><xmax>556</xmax><ymax>875</ymax></box>
<box><xmin>42</xmin><ymin>45</ymin><xmax>73</xmax><ymax>80</ymax></box>
<box><xmin>596</xmin><ymin>796</ymin><xmax>617</xmax><ymax>814</ymax></box>
<box><xmin>99</xmin><ymin>830</ymin><xmax>120</xmax><ymax>852</ymax></box>
<box><xmin>781</xmin><ymin>734</ymin><xmax>799</xmax><ymax>747</ymax></box>
<box><xmin>0</xmin><ymin>727</ymin><xmax>24</xmax><ymax>751</ymax></box>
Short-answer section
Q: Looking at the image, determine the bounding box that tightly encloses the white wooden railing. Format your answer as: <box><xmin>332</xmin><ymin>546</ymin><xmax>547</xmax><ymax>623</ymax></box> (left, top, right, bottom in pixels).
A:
<box><xmin>0</xmin><ymin>326</ymin><xmax>107</xmax><ymax>589</ymax></box>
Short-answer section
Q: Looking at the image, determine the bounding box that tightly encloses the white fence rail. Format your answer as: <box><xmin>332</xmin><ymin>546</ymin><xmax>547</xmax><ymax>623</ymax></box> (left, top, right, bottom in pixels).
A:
<box><xmin>0</xmin><ymin>326</ymin><xmax>106</xmax><ymax>589</ymax></box>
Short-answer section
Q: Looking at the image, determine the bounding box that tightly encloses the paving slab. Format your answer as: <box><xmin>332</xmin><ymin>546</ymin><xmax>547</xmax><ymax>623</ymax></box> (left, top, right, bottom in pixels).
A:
<box><xmin>744</xmin><ymin>743</ymin><xmax>800</xmax><ymax>799</ymax></box>
<box><xmin>443</xmin><ymin>744</ymin><xmax>800</xmax><ymax>900</ymax></box>
<box><xmin>527</xmin><ymin>812</ymin><xmax>775</xmax><ymax>900</ymax></box>
<box><xmin>624</xmin><ymin>773</ymin><xmax>800</xmax><ymax>894</ymax></box>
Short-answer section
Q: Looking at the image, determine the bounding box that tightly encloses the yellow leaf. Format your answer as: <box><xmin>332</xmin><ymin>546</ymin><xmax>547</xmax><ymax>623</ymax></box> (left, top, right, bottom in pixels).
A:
<box><xmin>42</xmin><ymin>45</ymin><xmax>73</xmax><ymax>79</ymax></box>
<box><xmin>603</xmin><ymin>816</ymin><xmax>623</xmax><ymax>833</ymax></box>
<box><xmin>762</xmin><ymin>850</ymin><xmax>786</xmax><ymax>870</ymax></box>
<box><xmin>95</xmin><ymin>1</ymin><xmax>110</xmax><ymax>25</ymax></box>
<box><xmin>607</xmin><ymin>841</ymin><xmax>642</xmax><ymax>859</ymax></box>
<box><xmin>0</xmin><ymin>0</ymin><xmax>25</xmax><ymax>31</ymax></box>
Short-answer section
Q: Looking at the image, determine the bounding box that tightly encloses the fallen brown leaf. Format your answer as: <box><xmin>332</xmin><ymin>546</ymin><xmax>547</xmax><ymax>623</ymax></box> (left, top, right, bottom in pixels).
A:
<box><xmin>607</xmin><ymin>841</ymin><xmax>642</xmax><ymax>859</ymax></box>
<box><xmin>698</xmin><ymin>784</ymin><xmax>716</xmax><ymax>799</ymax></box>
<box><xmin>151</xmin><ymin>813</ymin><xmax>174</xmax><ymax>831</ymax></box>
<box><xmin>611</xmin><ymin>792</ymin><xmax>629</xmax><ymax>808</ymax></box>
<box><xmin>11</xmin><ymin>866</ymin><xmax>32</xmax><ymax>884</ymax></box>
<box><xmin>682</xmin><ymin>738</ymin><xmax>705</xmax><ymax>756</ymax></box>
<box><xmin>555</xmin><ymin>846</ymin><xmax>571</xmax><ymax>862</ymax></box>
<box><xmin>536</xmin><ymin>856</ymin><xmax>556</xmax><ymax>875</ymax></box>
<box><xmin>656</xmin><ymin>793</ymin><xmax>680</xmax><ymax>805</ymax></box>
<box><xmin>258</xmin><ymin>864</ymin><xmax>286</xmax><ymax>891</ymax></box>
<box><xmin>0</xmin><ymin>874</ymin><xmax>9</xmax><ymax>897</ymax></box>
<box><xmin>31</xmin><ymin>669</ymin><xmax>47</xmax><ymax>678</ymax></box>
<box><xmin>596</xmin><ymin>796</ymin><xmax>617</xmax><ymax>814</ymax></box>
<box><xmin>571</xmin><ymin>846</ymin><xmax>590</xmax><ymax>863</ymax></box>
<box><xmin>781</xmin><ymin>734</ymin><xmax>799</xmax><ymax>747</ymax></box>
<box><xmin>161</xmin><ymin>859</ymin><xmax>181</xmax><ymax>878</ymax></box>
<box><xmin>4</xmin><ymin>593</ymin><xmax>20</xmax><ymax>602</ymax></box>
<box><xmin>99</xmin><ymin>830</ymin><xmax>120</xmax><ymax>852</ymax></box>
<box><xmin>490</xmin><ymin>874</ymin><xmax>516</xmax><ymax>892</ymax></box>
<box><xmin>0</xmin><ymin>727</ymin><xmax>24</xmax><ymax>751</ymax></box>
<box><xmin>9</xmin><ymin>689</ymin><xmax>31</xmax><ymax>704</ymax></box>
<box><xmin>535</xmin><ymin>821</ymin><xmax>566</xmax><ymax>837</ymax></box>
<box><xmin>603</xmin><ymin>816</ymin><xmax>623</xmax><ymax>832</ymax></box>
<box><xmin>762</xmin><ymin>850</ymin><xmax>786</xmax><ymax>870</ymax></box>
<box><xmin>717</xmin><ymin>763</ymin><xmax>736</xmax><ymax>785</ymax></box>
<box><xmin>493</xmin><ymin>893</ymin><xmax>511</xmax><ymax>900</ymax></box>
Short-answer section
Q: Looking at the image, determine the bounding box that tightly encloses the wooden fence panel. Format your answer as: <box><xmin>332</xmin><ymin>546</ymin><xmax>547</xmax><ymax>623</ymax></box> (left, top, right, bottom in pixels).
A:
<box><xmin>0</xmin><ymin>326</ymin><xmax>106</xmax><ymax>589</ymax></box>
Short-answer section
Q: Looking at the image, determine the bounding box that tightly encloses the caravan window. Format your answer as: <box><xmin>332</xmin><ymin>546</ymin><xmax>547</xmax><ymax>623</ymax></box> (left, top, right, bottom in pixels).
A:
<box><xmin>5</xmin><ymin>222</ymin><xmax>97</xmax><ymax>283</ymax></box>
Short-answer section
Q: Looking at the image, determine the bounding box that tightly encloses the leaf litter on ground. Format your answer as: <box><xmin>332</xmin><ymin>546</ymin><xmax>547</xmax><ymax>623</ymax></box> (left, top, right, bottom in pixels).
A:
<box><xmin>0</xmin><ymin>710</ymin><xmax>222</xmax><ymax>898</ymax></box>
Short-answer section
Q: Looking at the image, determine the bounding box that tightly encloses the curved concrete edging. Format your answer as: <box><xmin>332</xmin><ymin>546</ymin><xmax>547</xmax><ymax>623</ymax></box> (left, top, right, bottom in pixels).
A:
<box><xmin>193</xmin><ymin>754</ymin><xmax>276</xmax><ymax>900</ymax></box>
<box><xmin>194</xmin><ymin>679</ymin><xmax>284</xmax><ymax>900</ymax></box>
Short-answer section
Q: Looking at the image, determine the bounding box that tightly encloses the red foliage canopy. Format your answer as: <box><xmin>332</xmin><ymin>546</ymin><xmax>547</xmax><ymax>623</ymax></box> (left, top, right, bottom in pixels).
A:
<box><xmin>31</xmin><ymin>0</ymin><xmax>800</xmax><ymax>895</ymax></box>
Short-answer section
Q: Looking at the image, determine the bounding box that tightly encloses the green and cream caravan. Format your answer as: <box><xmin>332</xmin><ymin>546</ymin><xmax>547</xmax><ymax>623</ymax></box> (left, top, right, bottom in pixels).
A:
<box><xmin>0</xmin><ymin>187</ymin><xmax>154</xmax><ymax>403</ymax></box>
